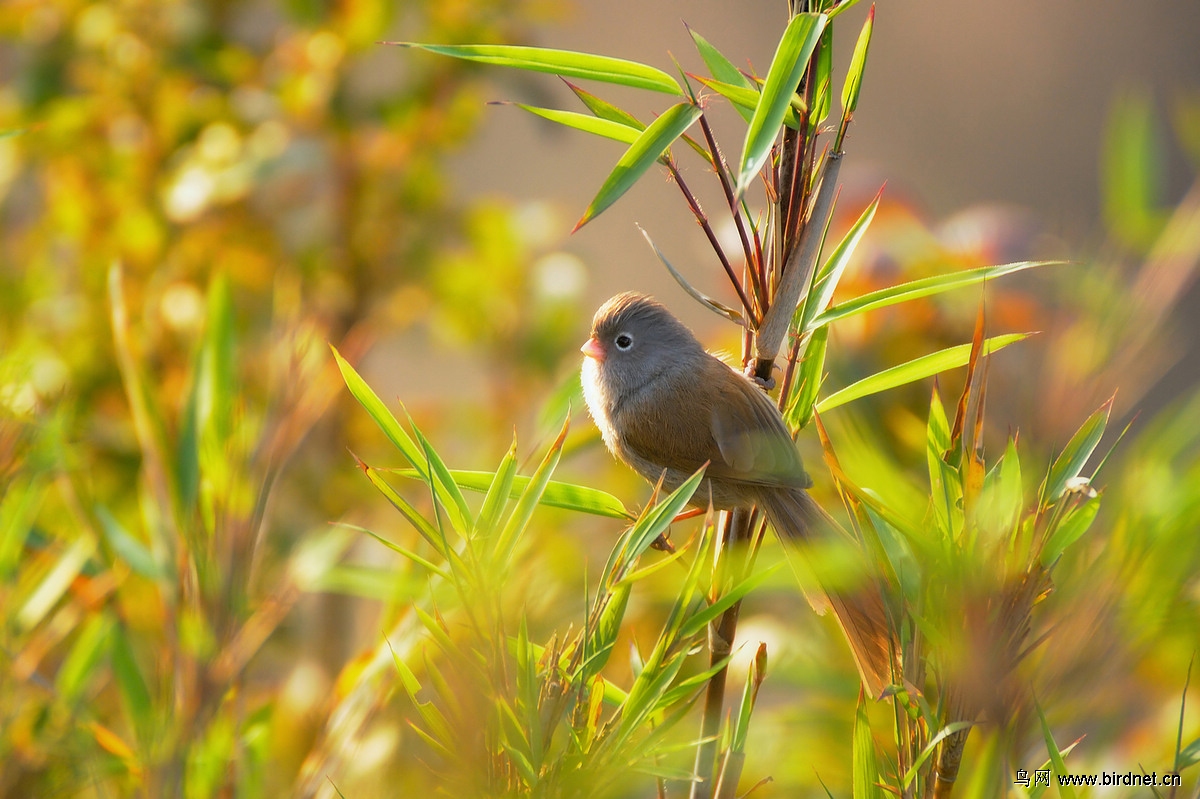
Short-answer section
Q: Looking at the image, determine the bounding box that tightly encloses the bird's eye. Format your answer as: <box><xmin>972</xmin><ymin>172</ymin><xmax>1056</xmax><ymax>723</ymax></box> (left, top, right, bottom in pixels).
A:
<box><xmin>614</xmin><ymin>332</ymin><xmax>634</xmax><ymax>351</ymax></box>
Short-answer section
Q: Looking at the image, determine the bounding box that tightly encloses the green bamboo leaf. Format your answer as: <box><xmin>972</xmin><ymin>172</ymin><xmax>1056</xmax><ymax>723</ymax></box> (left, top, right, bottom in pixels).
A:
<box><xmin>564</xmin><ymin>80</ymin><xmax>714</xmax><ymax>166</ymax></box>
<box><xmin>493</xmin><ymin>417</ymin><xmax>570</xmax><ymax>564</ymax></box>
<box><xmin>679</xmin><ymin>563</ymin><xmax>783</xmax><ymax>639</ymax></box>
<box><xmin>852</xmin><ymin>692</ymin><xmax>884</xmax><ymax>799</ymax></box>
<box><xmin>583</xmin><ymin>581</ymin><xmax>630</xmax><ymax>680</ymax></box>
<box><xmin>475</xmin><ymin>438</ymin><xmax>519</xmax><ymax>536</ymax></box>
<box><xmin>736</xmin><ymin>13</ymin><xmax>827</xmax><ymax>198</ymax></box>
<box><xmin>360</xmin><ymin>462</ymin><xmax>452</xmax><ymax>561</ymax></box>
<box><xmin>784</xmin><ymin>325</ymin><xmax>828</xmax><ymax>429</ymax></box>
<box><xmin>686</xmin><ymin>25</ymin><xmax>753</xmax><ymax>90</ymax></box>
<box><xmin>313</xmin><ymin>565</ymin><xmax>427</xmax><ymax>600</ymax></box>
<box><xmin>17</xmin><ymin>535</ymin><xmax>95</xmax><ymax>630</ymax></box>
<box><xmin>796</xmin><ymin>187</ymin><xmax>882</xmax><ymax>334</ymax></box>
<box><xmin>388</xmin><ymin>643</ymin><xmax>455</xmax><ymax>753</ymax></box>
<box><xmin>1041</xmin><ymin>494</ymin><xmax>1102</xmax><ymax>566</ymax></box>
<box><xmin>96</xmin><ymin>506</ymin><xmax>163</xmax><ymax>580</ymax></box>
<box><xmin>1036</xmin><ymin>701</ymin><xmax>1077</xmax><ymax>799</ymax></box>
<box><xmin>564</xmin><ymin>81</ymin><xmax>646</xmax><ymax>128</ymax></box>
<box><xmin>730</xmin><ymin>644</ymin><xmax>766</xmax><ymax>752</ymax></box>
<box><xmin>614</xmin><ymin>466</ymin><xmax>707</xmax><ymax>583</ymax></box>
<box><xmin>395</xmin><ymin>468</ymin><xmax>631</xmax><ymax>520</ymax></box>
<box><xmin>333</xmin><ymin>346</ymin><xmax>471</xmax><ymax>533</ymax></box>
<box><xmin>1042</xmin><ymin>397</ymin><xmax>1112</xmax><ymax>506</ymax></box>
<box><xmin>390</xmin><ymin>42</ymin><xmax>681</xmax><ymax>95</ymax></box>
<box><xmin>111</xmin><ymin>624</ymin><xmax>153</xmax><ymax>746</ymax></box>
<box><xmin>504</xmin><ymin>103</ymin><xmax>642</xmax><ymax>144</ymax></box>
<box><xmin>812</xmin><ymin>26</ymin><xmax>832</xmax><ymax>125</ymax></box>
<box><xmin>405</xmin><ymin>411</ymin><xmax>475</xmax><ymax>534</ymax></box>
<box><xmin>687</xmin><ymin>25</ymin><xmax>754</xmax><ymax>121</ymax></box>
<box><xmin>808</xmin><ymin>261</ymin><xmax>1060</xmax><ymax>332</ymax></box>
<box><xmin>197</xmin><ymin>274</ymin><xmax>234</xmax><ymax>446</ymax></box>
<box><xmin>575</xmin><ymin>102</ymin><xmax>703</xmax><ymax>230</ymax></box>
<box><xmin>56</xmin><ymin>613</ymin><xmax>114</xmax><ymax>705</ymax></box>
<box><xmin>338</xmin><ymin>523</ymin><xmax>450</xmax><ymax>579</ymax></box>
<box><xmin>840</xmin><ymin>4</ymin><xmax>874</xmax><ymax>118</ymax></box>
<box><xmin>691</xmin><ymin>75</ymin><xmax>804</xmax><ymax>128</ymax></box>
<box><xmin>900</xmin><ymin>721</ymin><xmax>975</xmax><ymax>788</ymax></box>
<box><xmin>817</xmin><ymin>334</ymin><xmax>1030</xmax><ymax>413</ymax></box>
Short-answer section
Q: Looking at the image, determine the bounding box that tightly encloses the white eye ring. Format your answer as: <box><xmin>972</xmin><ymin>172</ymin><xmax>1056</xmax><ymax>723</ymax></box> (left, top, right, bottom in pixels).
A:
<box><xmin>614</xmin><ymin>332</ymin><xmax>634</xmax><ymax>351</ymax></box>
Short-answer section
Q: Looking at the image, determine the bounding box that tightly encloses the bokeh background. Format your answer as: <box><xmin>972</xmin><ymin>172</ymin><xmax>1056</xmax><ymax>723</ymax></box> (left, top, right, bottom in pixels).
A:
<box><xmin>1</xmin><ymin>0</ymin><xmax>1198</xmax><ymax>796</ymax></box>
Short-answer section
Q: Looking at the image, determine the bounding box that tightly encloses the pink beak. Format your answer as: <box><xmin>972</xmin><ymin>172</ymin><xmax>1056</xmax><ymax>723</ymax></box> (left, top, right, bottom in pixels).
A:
<box><xmin>580</xmin><ymin>336</ymin><xmax>606</xmax><ymax>362</ymax></box>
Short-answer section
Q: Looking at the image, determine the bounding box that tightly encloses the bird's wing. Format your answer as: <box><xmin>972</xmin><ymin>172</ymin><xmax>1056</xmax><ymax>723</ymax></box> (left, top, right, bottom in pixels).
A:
<box><xmin>616</xmin><ymin>355</ymin><xmax>811</xmax><ymax>490</ymax></box>
<box><xmin>707</xmin><ymin>366</ymin><xmax>812</xmax><ymax>489</ymax></box>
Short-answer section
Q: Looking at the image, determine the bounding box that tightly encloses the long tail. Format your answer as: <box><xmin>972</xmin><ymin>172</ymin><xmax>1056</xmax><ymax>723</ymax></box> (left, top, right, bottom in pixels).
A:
<box><xmin>755</xmin><ymin>486</ymin><xmax>895</xmax><ymax>698</ymax></box>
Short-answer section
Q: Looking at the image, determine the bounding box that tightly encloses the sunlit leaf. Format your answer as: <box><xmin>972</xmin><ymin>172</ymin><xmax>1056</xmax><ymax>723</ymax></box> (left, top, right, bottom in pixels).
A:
<box><xmin>816</xmin><ymin>333</ymin><xmax>1029</xmax><ymax>413</ymax></box>
<box><xmin>1041</xmin><ymin>494</ymin><xmax>1102</xmax><ymax>566</ymax></box>
<box><xmin>691</xmin><ymin>75</ymin><xmax>805</xmax><ymax>130</ymax></box>
<box><xmin>1042</xmin><ymin>397</ymin><xmax>1112</xmax><ymax>506</ymax></box>
<box><xmin>17</xmin><ymin>535</ymin><xmax>95</xmax><ymax>630</ymax></box>
<box><xmin>784</xmin><ymin>325</ymin><xmax>828</xmax><ymax>429</ymax></box>
<box><xmin>389</xmin><ymin>42</ymin><xmax>682</xmax><ymax>94</ymax></box>
<box><xmin>565</xmin><ymin>81</ymin><xmax>646</xmax><ymax>128</ymax></box>
<box><xmin>837</xmin><ymin>4</ymin><xmax>874</xmax><ymax>150</ymax></box>
<box><xmin>505</xmin><ymin>103</ymin><xmax>642</xmax><ymax>144</ymax></box>
<box><xmin>796</xmin><ymin>186</ymin><xmax>882</xmax><ymax>334</ymax></box>
<box><xmin>395</xmin><ymin>467</ymin><xmax>631</xmax><ymax>520</ymax></box>
<box><xmin>811</xmin><ymin>26</ymin><xmax>832</xmax><ymax>125</ymax></box>
<box><xmin>686</xmin><ymin>24</ymin><xmax>753</xmax><ymax>89</ymax></box>
<box><xmin>808</xmin><ymin>261</ymin><xmax>1059</xmax><ymax>332</ymax></box>
<box><xmin>852</xmin><ymin>692</ymin><xmax>884</xmax><ymax>799</ymax></box>
<box><xmin>575</xmin><ymin>102</ymin><xmax>702</xmax><ymax>230</ymax></box>
<box><xmin>736</xmin><ymin>13</ymin><xmax>827</xmax><ymax>197</ymax></box>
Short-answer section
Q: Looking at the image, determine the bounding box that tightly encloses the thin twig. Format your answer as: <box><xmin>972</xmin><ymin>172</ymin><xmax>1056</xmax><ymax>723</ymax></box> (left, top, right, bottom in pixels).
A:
<box><xmin>666</xmin><ymin>159</ymin><xmax>759</xmax><ymax>325</ymax></box>
<box><xmin>698</xmin><ymin>114</ymin><xmax>766</xmax><ymax>313</ymax></box>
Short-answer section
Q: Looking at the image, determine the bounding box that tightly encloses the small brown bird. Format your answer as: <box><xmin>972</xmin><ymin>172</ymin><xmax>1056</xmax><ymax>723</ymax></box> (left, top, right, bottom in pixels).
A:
<box><xmin>581</xmin><ymin>292</ymin><xmax>893</xmax><ymax>696</ymax></box>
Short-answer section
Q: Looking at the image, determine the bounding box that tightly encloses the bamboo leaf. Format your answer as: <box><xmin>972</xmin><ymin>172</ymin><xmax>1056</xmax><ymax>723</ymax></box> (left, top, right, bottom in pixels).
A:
<box><xmin>691</xmin><ymin>75</ymin><xmax>804</xmax><ymax>128</ymax></box>
<box><xmin>505</xmin><ymin>103</ymin><xmax>642</xmax><ymax>144</ymax></box>
<box><xmin>808</xmin><ymin>261</ymin><xmax>1060</xmax><ymax>332</ymax></box>
<box><xmin>796</xmin><ymin>186</ymin><xmax>882</xmax><ymax>334</ymax></box>
<box><xmin>841</xmin><ymin>4</ymin><xmax>874</xmax><ymax>117</ymax></box>
<box><xmin>816</xmin><ymin>334</ymin><xmax>1030</xmax><ymax>413</ymax></box>
<box><xmin>389</xmin><ymin>42</ymin><xmax>681</xmax><ymax>95</ymax></box>
<box><xmin>784</xmin><ymin>325</ymin><xmax>828</xmax><ymax>429</ymax></box>
<box><xmin>686</xmin><ymin>25</ymin><xmax>753</xmax><ymax>91</ymax></box>
<box><xmin>1042</xmin><ymin>397</ymin><xmax>1113</xmax><ymax>507</ymax></box>
<box><xmin>900</xmin><ymin>721</ymin><xmax>975</xmax><ymax>788</ymax></box>
<box><xmin>333</xmin><ymin>346</ymin><xmax>471</xmax><ymax>533</ymax></box>
<box><xmin>812</xmin><ymin>26</ymin><xmax>833</xmax><ymax>125</ymax></box>
<box><xmin>475</xmin><ymin>438</ymin><xmax>519</xmax><ymax>536</ymax></box>
<box><xmin>852</xmin><ymin>692</ymin><xmax>884</xmax><ymax>799</ymax></box>
<box><xmin>736</xmin><ymin>13</ymin><xmax>827</xmax><ymax>198</ymax></box>
<box><xmin>395</xmin><ymin>468</ymin><xmax>631</xmax><ymax>520</ymax></box>
<box><xmin>111</xmin><ymin>624</ymin><xmax>153</xmax><ymax>747</ymax></box>
<box><xmin>493</xmin><ymin>416</ymin><xmax>570</xmax><ymax>564</ymax></box>
<box><xmin>575</xmin><ymin>102</ymin><xmax>703</xmax><ymax>230</ymax></box>
<box><xmin>564</xmin><ymin>81</ymin><xmax>646</xmax><ymax>128</ymax></box>
<box><xmin>1041</xmin><ymin>494</ymin><xmax>1102</xmax><ymax>566</ymax></box>
<box><xmin>17</xmin><ymin>535</ymin><xmax>95</xmax><ymax>630</ymax></box>
<box><xmin>96</xmin><ymin>506</ymin><xmax>163</xmax><ymax>580</ymax></box>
